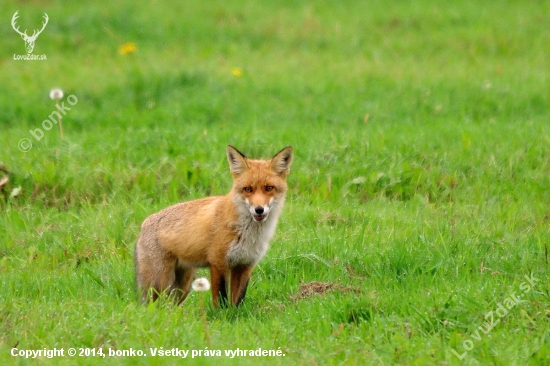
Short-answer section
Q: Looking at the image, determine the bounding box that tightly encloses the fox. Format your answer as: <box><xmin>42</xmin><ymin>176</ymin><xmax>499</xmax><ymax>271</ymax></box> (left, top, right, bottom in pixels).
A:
<box><xmin>134</xmin><ymin>145</ymin><xmax>293</xmax><ymax>307</ymax></box>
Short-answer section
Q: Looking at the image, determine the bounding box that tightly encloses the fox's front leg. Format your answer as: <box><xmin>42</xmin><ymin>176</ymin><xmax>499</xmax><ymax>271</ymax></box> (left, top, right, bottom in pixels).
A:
<box><xmin>230</xmin><ymin>265</ymin><xmax>254</xmax><ymax>306</ymax></box>
<box><xmin>210</xmin><ymin>265</ymin><xmax>229</xmax><ymax>308</ymax></box>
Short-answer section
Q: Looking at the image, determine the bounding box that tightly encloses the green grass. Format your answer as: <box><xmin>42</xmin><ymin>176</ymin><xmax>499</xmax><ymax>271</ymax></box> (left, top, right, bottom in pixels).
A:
<box><xmin>1</xmin><ymin>0</ymin><xmax>549</xmax><ymax>364</ymax></box>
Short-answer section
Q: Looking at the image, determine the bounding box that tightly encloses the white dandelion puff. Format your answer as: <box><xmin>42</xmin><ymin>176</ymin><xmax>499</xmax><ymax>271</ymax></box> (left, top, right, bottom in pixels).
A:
<box><xmin>49</xmin><ymin>88</ymin><xmax>64</xmax><ymax>100</ymax></box>
<box><xmin>192</xmin><ymin>278</ymin><xmax>211</xmax><ymax>292</ymax></box>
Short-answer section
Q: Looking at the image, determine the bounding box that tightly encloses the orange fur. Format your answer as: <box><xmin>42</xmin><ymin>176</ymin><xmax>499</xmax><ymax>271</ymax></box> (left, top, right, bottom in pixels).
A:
<box><xmin>134</xmin><ymin>145</ymin><xmax>293</xmax><ymax>307</ymax></box>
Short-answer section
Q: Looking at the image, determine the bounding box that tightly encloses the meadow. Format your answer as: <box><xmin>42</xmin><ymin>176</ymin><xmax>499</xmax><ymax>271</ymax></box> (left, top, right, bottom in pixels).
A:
<box><xmin>1</xmin><ymin>0</ymin><xmax>549</xmax><ymax>364</ymax></box>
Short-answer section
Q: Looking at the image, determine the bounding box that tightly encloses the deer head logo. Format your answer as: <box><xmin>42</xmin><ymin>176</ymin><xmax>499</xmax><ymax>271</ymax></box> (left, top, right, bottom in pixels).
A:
<box><xmin>11</xmin><ymin>11</ymin><xmax>49</xmax><ymax>54</ymax></box>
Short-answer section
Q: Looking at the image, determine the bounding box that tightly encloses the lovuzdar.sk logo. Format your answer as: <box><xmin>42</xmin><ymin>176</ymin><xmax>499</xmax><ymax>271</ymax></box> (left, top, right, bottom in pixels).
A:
<box><xmin>12</xmin><ymin>10</ymin><xmax>48</xmax><ymax>61</ymax></box>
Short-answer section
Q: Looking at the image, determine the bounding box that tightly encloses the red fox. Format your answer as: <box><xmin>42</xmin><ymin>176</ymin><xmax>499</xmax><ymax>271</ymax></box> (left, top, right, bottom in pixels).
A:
<box><xmin>134</xmin><ymin>145</ymin><xmax>293</xmax><ymax>307</ymax></box>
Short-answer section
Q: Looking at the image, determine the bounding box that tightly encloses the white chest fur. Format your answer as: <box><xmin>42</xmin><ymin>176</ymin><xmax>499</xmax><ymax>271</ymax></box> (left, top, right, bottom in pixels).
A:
<box><xmin>226</xmin><ymin>214</ymin><xmax>279</xmax><ymax>267</ymax></box>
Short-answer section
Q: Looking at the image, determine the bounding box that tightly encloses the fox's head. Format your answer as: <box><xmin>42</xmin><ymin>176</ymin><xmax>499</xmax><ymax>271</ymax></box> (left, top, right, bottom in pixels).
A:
<box><xmin>227</xmin><ymin>145</ymin><xmax>293</xmax><ymax>223</ymax></box>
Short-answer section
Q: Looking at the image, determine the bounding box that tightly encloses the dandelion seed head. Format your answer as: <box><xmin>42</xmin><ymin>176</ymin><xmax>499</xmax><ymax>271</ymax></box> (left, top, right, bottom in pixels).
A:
<box><xmin>192</xmin><ymin>278</ymin><xmax>211</xmax><ymax>292</ymax></box>
<box><xmin>49</xmin><ymin>88</ymin><xmax>64</xmax><ymax>100</ymax></box>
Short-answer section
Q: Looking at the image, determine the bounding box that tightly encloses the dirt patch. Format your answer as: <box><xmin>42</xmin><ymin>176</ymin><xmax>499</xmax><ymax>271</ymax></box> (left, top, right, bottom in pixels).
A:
<box><xmin>290</xmin><ymin>281</ymin><xmax>361</xmax><ymax>301</ymax></box>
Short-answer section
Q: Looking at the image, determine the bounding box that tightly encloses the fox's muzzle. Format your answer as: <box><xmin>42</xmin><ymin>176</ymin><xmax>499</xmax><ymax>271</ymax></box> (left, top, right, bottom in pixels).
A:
<box><xmin>251</xmin><ymin>205</ymin><xmax>269</xmax><ymax>222</ymax></box>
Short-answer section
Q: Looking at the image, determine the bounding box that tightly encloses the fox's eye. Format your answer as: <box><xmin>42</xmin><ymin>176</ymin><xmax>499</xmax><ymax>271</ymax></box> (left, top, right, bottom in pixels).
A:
<box><xmin>265</xmin><ymin>186</ymin><xmax>274</xmax><ymax>192</ymax></box>
<box><xmin>243</xmin><ymin>187</ymin><xmax>253</xmax><ymax>193</ymax></box>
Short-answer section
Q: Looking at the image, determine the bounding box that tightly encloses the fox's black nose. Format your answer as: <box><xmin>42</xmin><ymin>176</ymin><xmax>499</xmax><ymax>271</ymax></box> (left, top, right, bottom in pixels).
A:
<box><xmin>255</xmin><ymin>207</ymin><xmax>264</xmax><ymax>215</ymax></box>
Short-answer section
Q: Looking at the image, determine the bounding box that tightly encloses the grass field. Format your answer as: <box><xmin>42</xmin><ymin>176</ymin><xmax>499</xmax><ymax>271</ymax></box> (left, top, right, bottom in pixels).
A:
<box><xmin>1</xmin><ymin>0</ymin><xmax>549</xmax><ymax>364</ymax></box>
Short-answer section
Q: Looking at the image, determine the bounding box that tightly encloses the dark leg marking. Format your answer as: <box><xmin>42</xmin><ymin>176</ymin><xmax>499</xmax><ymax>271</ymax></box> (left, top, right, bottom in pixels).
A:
<box><xmin>219</xmin><ymin>276</ymin><xmax>229</xmax><ymax>308</ymax></box>
<box><xmin>236</xmin><ymin>279</ymin><xmax>249</xmax><ymax>306</ymax></box>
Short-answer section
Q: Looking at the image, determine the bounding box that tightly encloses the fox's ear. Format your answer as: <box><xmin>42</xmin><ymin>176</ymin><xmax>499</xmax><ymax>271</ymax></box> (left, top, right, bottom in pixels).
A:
<box><xmin>227</xmin><ymin>145</ymin><xmax>249</xmax><ymax>176</ymax></box>
<box><xmin>270</xmin><ymin>146</ymin><xmax>293</xmax><ymax>177</ymax></box>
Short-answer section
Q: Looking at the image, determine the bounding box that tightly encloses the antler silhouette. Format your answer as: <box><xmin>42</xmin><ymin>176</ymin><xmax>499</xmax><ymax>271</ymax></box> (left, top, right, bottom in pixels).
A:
<box><xmin>31</xmin><ymin>13</ymin><xmax>49</xmax><ymax>39</ymax></box>
<box><xmin>11</xmin><ymin>11</ymin><xmax>27</xmax><ymax>38</ymax></box>
<box><xmin>11</xmin><ymin>11</ymin><xmax>49</xmax><ymax>53</ymax></box>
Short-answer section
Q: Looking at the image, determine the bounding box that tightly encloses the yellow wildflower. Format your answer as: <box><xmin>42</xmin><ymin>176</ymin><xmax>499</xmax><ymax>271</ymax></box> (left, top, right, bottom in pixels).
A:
<box><xmin>119</xmin><ymin>42</ymin><xmax>136</xmax><ymax>55</ymax></box>
<box><xmin>231</xmin><ymin>67</ymin><xmax>243</xmax><ymax>77</ymax></box>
